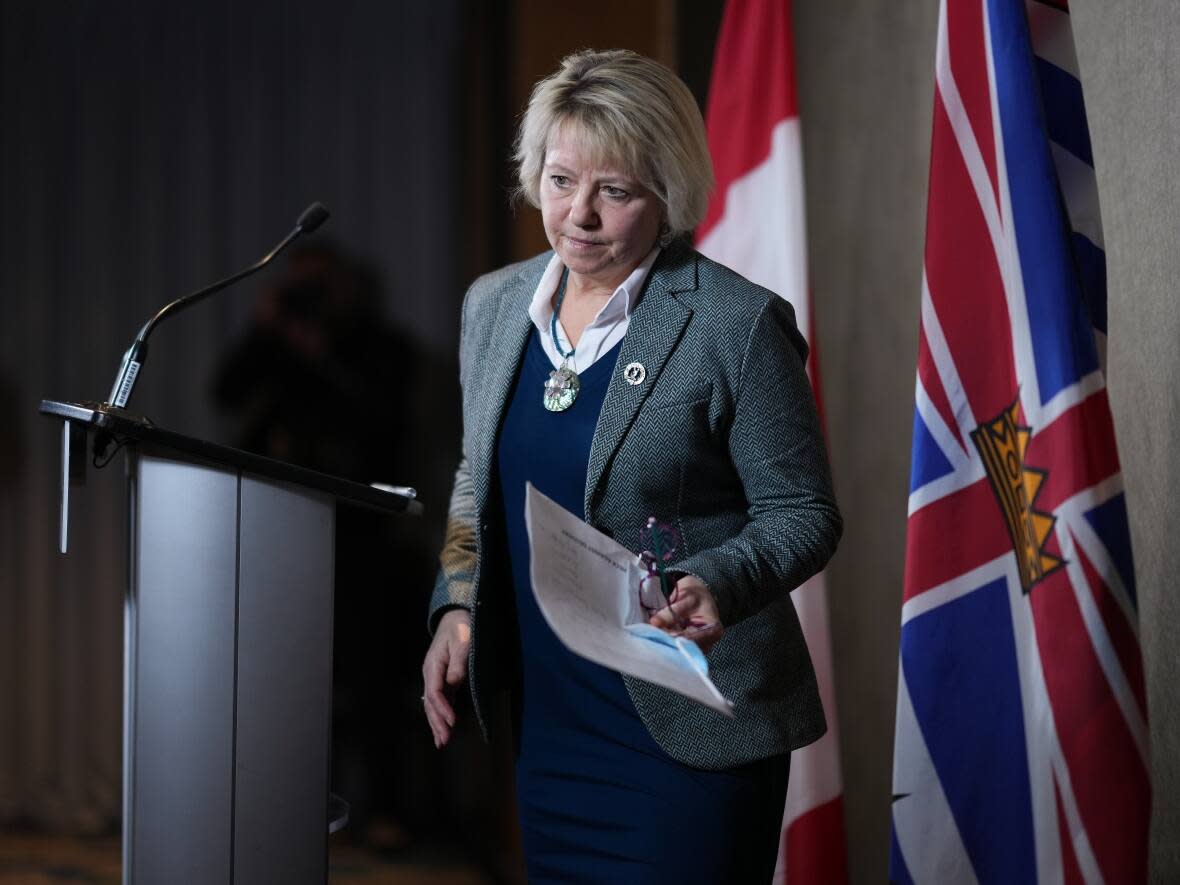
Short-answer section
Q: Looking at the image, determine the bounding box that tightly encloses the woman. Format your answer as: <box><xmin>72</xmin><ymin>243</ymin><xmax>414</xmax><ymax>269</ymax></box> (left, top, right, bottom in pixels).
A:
<box><xmin>423</xmin><ymin>49</ymin><xmax>841</xmax><ymax>883</ymax></box>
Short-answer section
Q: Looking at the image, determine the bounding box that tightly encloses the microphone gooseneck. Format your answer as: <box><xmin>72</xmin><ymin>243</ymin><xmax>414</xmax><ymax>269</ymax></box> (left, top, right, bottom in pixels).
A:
<box><xmin>105</xmin><ymin>202</ymin><xmax>331</xmax><ymax>410</ymax></box>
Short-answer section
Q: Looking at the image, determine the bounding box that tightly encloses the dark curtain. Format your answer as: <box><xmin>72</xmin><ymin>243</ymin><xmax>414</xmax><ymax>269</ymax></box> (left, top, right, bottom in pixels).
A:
<box><xmin>0</xmin><ymin>0</ymin><xmax>485</xmax><ymax>835</ymax></box>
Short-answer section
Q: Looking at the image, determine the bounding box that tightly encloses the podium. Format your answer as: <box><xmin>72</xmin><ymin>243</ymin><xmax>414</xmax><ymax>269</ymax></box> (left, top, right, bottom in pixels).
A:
<box><xmin>41</xmin><ymin>400</ymin><xmax>421</xmax><ymax>885</ymax></box>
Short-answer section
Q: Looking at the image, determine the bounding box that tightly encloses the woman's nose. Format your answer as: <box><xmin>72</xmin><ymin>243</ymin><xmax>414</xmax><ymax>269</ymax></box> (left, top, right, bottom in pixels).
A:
<box><xmin>570</xmin><ymin>188</ymin><xmax>599</xmax><ymax>228</ymax></box>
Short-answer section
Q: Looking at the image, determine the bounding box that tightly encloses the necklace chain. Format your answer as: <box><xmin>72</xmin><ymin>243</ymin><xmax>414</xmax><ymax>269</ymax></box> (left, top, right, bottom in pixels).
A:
<box><xmin>550</xmin><ymin>268</ymin><xmax>575</xmax><ymax>361</ymax></box>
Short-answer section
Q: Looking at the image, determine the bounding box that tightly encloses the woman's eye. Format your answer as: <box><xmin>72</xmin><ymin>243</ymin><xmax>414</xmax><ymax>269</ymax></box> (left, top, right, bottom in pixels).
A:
<box><xmin>602</xmin><ymin>186</ymin><xmax>628</xmax><ymax>199</ymax></box>
<box><xmin>550</xmin><ymin>175</ymin><xmax>570</xmax><ymax>188</ymax></box>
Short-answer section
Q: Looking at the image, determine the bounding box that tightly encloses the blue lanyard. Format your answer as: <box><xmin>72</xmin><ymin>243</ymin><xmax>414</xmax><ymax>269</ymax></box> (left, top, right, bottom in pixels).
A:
<box><xmin>549</xmin><ymin>268</ymin><xmax>574</xmax><ymax>361</ymax></box>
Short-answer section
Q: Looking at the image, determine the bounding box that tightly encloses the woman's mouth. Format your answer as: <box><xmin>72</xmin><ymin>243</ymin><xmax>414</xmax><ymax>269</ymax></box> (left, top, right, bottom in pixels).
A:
<box><xmin>565</xmin><ymin>236</ymin><xmax>604</xmax><ymax>248</ymax></box>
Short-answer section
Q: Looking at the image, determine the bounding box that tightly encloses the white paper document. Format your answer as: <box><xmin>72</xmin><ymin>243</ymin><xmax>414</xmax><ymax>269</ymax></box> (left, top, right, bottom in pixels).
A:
<box><xmin>524</xmin><ymin>483</ymin><xmax>734</xmax><ymax>716</ymax></box>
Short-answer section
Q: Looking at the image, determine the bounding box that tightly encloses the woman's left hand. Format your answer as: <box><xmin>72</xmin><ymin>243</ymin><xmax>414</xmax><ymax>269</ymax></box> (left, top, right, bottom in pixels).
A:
<box><xmin>647</xmin><ymin>575</ymin><xmax>724</xmax><ymax>654</ymax></box>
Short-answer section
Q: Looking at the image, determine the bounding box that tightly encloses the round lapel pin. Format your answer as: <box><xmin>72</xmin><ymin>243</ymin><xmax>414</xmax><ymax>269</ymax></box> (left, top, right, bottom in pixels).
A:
<box><xmin>623</xmin><ymin>362</ymin><xmax>647</xmax><ymax>386</ymax></box>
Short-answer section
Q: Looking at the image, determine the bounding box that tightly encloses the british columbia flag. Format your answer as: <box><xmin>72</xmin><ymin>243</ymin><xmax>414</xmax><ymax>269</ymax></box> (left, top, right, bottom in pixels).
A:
<box><xmin>890</xmin><ymin>1</ymin><xmax>1151</xmax><ymax>883</ymax></box>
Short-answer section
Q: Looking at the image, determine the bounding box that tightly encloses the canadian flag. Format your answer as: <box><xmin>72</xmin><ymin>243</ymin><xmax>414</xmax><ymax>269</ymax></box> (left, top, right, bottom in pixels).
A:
<box><xmin>696</xmin><ymin>1</ymin><xmax>849</xmax><ymax>882</ymax></box>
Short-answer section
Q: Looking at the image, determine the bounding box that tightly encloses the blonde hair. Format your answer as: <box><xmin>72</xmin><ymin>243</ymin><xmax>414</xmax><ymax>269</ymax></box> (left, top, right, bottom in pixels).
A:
<box><xmin>514</xmin><ymin>49</ymin><xmax>714</xmax><ymax>237</ymax></box>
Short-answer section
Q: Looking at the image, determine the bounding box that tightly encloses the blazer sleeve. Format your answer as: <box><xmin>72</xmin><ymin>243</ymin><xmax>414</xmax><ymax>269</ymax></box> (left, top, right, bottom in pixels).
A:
<box><xmin>427</xmin><ymin>282</ymin><xmax>478</xmax><ymax>634</ymax></box>
<box><xmin>671</xmin><ymin>294</ymin><xmax>842</xmax><ymax>626</ymax></box>
<box><xmin>428</xmin><ymin>454</ymin><xmax>477</xmax><ymax>633</ymax></box>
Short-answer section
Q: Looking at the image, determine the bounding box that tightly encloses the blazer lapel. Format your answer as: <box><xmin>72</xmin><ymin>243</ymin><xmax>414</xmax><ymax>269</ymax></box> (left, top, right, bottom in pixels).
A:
<box><xmin>471</xmin><ymin>258</ymin><xmax>547</xmax><ymax>515</ymax></box>
<box><xmin>584</xmin><ymin>243</ymin><xmax>698</xmax><ymax>519</ymax></box>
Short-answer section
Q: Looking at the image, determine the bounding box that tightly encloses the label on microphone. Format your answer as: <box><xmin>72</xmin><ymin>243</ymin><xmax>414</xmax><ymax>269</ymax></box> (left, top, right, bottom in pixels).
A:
<box><xmin>113</xmin><ymin>362</ymin><xmax>141</xmax><ymax>408</ymax></box>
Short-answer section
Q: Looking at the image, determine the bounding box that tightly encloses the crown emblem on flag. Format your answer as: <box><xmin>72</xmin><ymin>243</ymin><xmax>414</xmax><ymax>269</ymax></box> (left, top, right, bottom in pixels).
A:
<box><xmin>971</xmin><ymin>400</ymin><xmax>1065</xmax><ymax>592</ymax></box>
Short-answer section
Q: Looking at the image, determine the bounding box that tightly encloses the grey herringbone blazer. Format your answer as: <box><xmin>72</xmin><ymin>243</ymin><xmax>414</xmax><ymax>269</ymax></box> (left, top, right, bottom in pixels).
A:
<box><xmin>429</xmin><ymin>239</ymin><xmax>842</xmax><ymax>770</ymax></box>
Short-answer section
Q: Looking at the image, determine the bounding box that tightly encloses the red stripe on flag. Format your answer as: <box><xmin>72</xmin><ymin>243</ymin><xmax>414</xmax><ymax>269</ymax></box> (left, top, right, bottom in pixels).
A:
<box><xmin>904</xmin><ymin>479</ymin><xmax>1011</xmax><ymax>600</ymax></box>
<box><xmin>917</xmin><ymin>327</ymin><xmax>967</xmax><ymax>454</ymax></box>
<box><xmin>699</xmin><ymin>0</ymin><xmax>798</xmax><ymax>240</ymax></box>
<box><xmin>1030</xmin><ymin>568</ymin><xmax>1151</xmax><ymax>884</ymax></box>
<box><xmin>924</xmin><ymin>91</ymin><xmax>1016</xmax><ymax>422</ymax></box>
<box><xmin>1054</xmin><ymin>776</ymin><xmax>1085</xmax><ymax>885</ymax></box>
<box><xmin>1027</xmin><ymin>390</ymin><xmax>1122</xmax><ymax>513</ymax></box>
<box><xmin>783</xmin><ymin>795</ymin><xmax>849</xmax><ymax>885</ymax></box>
<box><xmin>702</xmin><ymin>8</ymin><xmax>848</xmax><ymax>885</ymax></box>
<box><xmin>946</xmin><ymin>0</ymin><xmax>1000</xmax><ymax>207</ymax></box>
<box><xmin>1073</xmin><ymin>533</ymin><xmax>1148</xmax><ymax>718</ymax></box>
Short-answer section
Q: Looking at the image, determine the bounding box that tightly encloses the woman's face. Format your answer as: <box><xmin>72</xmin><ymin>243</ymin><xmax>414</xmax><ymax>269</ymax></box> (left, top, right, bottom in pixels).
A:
<box><xmin>539</xmin><ymin>125</ymin><xmax>664</xmax><ymax>290</ymax></box>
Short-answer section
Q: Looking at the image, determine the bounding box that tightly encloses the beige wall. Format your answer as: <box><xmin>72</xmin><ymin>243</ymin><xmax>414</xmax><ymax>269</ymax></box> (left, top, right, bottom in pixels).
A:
<box><xmin>793</xmin><ymin>4</ymin><xmax>934</xmax><ymax>882</ymax></box>
<box><xmin>795</xmin><ymin>2</ymin><xmax>1178</xmax><ymax>882</ymax></box>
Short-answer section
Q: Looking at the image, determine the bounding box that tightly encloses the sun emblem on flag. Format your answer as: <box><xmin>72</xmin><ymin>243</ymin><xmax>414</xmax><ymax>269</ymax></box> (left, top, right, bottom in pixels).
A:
<box><xmin>970</xmin><ymin>399</ymin><xmax>1065</xmax><ymax>592</ymax></box>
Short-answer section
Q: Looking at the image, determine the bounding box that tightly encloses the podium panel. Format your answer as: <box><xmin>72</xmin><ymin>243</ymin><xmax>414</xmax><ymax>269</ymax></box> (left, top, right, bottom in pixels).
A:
<box><xmin>128</xmin><ymin>454</ymin><xmax>239</xmax><ymax>883</ymax></box>
<box><xmin>235</xmin><ymin>473</ymin><xmax>334</xmax><ymax>883</ymax></box>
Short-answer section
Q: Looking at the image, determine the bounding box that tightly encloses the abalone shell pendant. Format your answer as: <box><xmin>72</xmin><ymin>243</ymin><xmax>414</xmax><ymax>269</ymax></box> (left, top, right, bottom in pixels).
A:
<box><xmin>543</xmin><ymin>364</ymin><xmax>580</xmax><ymax>412</ymax></box>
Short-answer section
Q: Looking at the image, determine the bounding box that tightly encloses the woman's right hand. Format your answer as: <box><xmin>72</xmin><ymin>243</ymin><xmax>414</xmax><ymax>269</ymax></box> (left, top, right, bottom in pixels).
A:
<box><xmin>421</xmin><ymin>608</ymin><xmax>472</xmax><ymax>748</ymax></box>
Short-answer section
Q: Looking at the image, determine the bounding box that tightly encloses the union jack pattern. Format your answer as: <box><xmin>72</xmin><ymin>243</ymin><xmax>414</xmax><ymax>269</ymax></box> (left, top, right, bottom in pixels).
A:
<box><xmin>890</xmin><ymin>1</ymin><xmax>1150</xmax><ymax>883</ymax></box>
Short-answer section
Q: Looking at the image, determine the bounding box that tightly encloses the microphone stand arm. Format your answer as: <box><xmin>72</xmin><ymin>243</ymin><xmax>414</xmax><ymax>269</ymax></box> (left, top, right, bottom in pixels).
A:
<box><xmin>106</xmin><ymin>225</ymin><xmax>303</xmax><ymax>410</ymax></box>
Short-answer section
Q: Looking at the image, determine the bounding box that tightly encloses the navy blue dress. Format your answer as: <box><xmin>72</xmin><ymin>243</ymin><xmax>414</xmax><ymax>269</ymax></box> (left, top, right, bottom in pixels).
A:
<box><xmin>497</xmin><ymin>330</ymin><xmax>790</xmax><ymax>884</ymax></box>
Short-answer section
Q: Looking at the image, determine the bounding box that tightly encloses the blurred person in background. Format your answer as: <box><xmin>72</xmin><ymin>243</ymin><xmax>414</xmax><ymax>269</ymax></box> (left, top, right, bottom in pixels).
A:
<box><xmin>213</xmin><ymin>242</ymin><xmax>435</xmax><ymax>849</ymax></box>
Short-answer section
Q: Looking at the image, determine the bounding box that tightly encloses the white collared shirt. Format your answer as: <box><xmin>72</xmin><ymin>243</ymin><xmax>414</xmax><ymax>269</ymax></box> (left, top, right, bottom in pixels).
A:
<box><xmin>527</xmin><ymin>247</ymin><xmax>661</xmax><ymax>373</ymax></box>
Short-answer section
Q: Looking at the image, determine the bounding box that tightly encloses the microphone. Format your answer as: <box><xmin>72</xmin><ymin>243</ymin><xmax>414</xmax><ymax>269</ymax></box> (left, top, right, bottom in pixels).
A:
<box><xmin>105</xmin><ymin>202</ymin><xmax>331</xmax><ymax>410</ymax></box>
